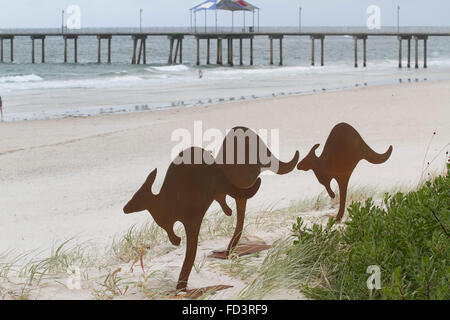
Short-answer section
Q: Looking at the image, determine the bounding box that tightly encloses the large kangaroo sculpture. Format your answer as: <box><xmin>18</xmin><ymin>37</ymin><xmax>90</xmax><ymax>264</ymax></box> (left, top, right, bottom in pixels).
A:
<box><xmin>123</xmin><ymin>147</ymin><xmax>261</xmax><ymax>292</ymax></box>
<box><xmin>213</xmin><ymin>127</ymin><xmax>300</xmax><ymax>258</ymax></box>
<box><xmin>297</xmin><ymin>122</ymin><xmax>393</xmax><ymax>222</ymax></box>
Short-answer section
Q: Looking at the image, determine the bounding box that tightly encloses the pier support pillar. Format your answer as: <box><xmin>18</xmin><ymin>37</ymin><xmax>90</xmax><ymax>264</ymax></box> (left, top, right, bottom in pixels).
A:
<box><xmin>424</xmin><ymin>37</ymin><xmax>428</xmax><ymax>69</ymax></box>
<box><xmin>169</xmin><ymin>38</ymin><xmax>174</xmax><ymax>64</ymax></box>
<box><xmin>207</xmin><ymin>38</ymin><xmax>211</xmax><ymax>65</ymax></box>
<box><xmin>407</xmin><ymin>37</ymin><xmax>411</xmax><ymax>68</ymax></box>
<box><xmin>196</xmin><ymin>37</ymin><xmax>200</xmax><ymax>66</ymax></box>
<box><xmin>228</xmin><ymin>38</ymin><xmax>234</xmax><ymax>66</ymax></box>
<box><xmin>42</xmin><ymin>38</ymin><xmax>45</xmax><ymax>63</ymax></box>
<box><xmin>63</xmin><ymin>35</ymin><xmax>78</xmax><ymax>63</ymax></box>
<box><xmin>168</xmin><ymin>36</ymin><xmax>184</xmax><ymax>65</ymax></box>
<box><xmin>413</xmin><ymin>35</ymin><xmax>428</xmax><ymax>69</ymax></box>
<box><xmin>98</xmin><ymin>37</ymin><xmax>101</xmax><ymax>64</ymax></box>
<box><xmin>239</xmin><ymin>38</ymin><xmax>243</xmax><ymax>65</ymax></box>
<box><xmin>269</xmin><ymin>37</ymin><xmax>273</xmax><ymax>65</ymax></box>
<box><xmin>108</xmin><ymin>37</ymin><xmax>112</xmax><ymax>64</ymax></box>
<box><xmin>311</xmin><ymin>38</ymin><xmax>315</xmax><ymax>66</ymax></box>
<box><xmin>269</xmin><ymin>35</ymin><xmax>283</xmax><ymax>66</ymax></box>
<box><xmin>363</xmin><ymin>37</ymin><xmax>367</xmax><ymax>67</ymax></box>
<box><xmin>320</xmin><ymin>37</ymin><xmax>324</xmax><ymax>66</ymax></box>
<box><xmin>279</xmin><ymin>37</ymin><xmax>283</xmax><ymax>66</ymax></box>
<box><xmin>217</xmin><ymin>38</ymin><xmax>223</xmax><ymax>65</ymax></box>
<box><xmin>353</xmin><ymin>35</ymin><xmax>367</xmax><ymax>68</ymax></box>
<box><xmin>398</xmin><ymin>36</ymin><xmax>402</xmax><ymax>68</ymax></box>
<box><xmin>250</xmin><ymin>37</ymin><xmax>253</xmax><ymax>66</ymax></box>
<box><xmin>32</xmin><ymin>38</ymin><xmax>35</xmax><ymax>64</ymax></box>
<box><xmin>131</xmin><ymin>35</ymin><xmax>147</xmax><ymax>65</ymax></box>
<box><xmin>1</xmin><ymin>36</ymin><xmax>15</xmax><ymax>63</ymax></box>
<box><xmin>414</xmin><ymin>37</ymin><xmax>419</xmax><ymax>69</ymax></box>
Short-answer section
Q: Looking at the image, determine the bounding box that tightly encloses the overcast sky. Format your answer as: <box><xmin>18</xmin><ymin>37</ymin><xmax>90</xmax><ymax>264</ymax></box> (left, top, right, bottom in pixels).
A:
<box><xmin>0</xmin><ymin>0</ymin><xmax>448</xmax><ymax>28</ymax></box>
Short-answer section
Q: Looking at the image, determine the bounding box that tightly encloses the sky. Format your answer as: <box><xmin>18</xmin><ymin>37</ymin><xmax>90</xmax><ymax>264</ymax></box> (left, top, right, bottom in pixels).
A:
<box><xmin>0</xmin><ymin>0</ymin><xmax>449</xmax><ymax>29</ymax></box>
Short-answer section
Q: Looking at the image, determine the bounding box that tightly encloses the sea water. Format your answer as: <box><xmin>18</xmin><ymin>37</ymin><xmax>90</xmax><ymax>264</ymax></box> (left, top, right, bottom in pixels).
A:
<box><xmin>1</xmin><ymin>27</ymin><xmax>450</xmax><ymax>121</ymax></box>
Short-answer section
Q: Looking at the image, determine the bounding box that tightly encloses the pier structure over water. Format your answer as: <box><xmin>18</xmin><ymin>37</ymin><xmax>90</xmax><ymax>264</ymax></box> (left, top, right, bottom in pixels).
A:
<box><xmin>0</xmin><ymin>31</ymin><xmax>446</xmax><ymax>68</ymax></box>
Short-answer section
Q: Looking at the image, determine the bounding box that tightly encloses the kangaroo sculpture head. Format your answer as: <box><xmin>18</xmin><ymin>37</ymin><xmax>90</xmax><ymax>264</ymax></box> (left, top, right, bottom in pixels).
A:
<box><xmin>123</xmin><ymin>168</ymin><xmax>159</xmax><ymax>214</ymax></box>
<box><xmin>297</xmin><ymin>144</ymin><xmax>320</xmax><ymax>172</ymax></box>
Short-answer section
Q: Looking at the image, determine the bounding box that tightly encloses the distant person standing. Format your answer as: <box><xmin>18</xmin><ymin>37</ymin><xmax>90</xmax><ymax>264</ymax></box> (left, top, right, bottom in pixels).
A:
<box><xmin>198</xmin><ymin>69</ymin><xmax>203</xmax><ymax>79</ymax></box>
<box><xmin>0</xmin><ymin>96</ymin><xmax>3</xmax><ymax>122</ymax></box>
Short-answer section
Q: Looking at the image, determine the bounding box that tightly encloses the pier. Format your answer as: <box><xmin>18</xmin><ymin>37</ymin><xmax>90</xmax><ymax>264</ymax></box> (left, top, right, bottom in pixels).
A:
<box><xmin>0</xmin><ymin>31</ymin><xmax>447</xmax><ymax>68</ymax></box>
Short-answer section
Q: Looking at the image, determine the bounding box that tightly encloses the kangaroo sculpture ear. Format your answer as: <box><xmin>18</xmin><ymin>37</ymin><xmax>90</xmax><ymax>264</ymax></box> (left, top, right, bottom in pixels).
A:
<box><xmin>144</xmin><ymin>169</ymin><xmax>158</xmax><ymax>192</ymax></box>
<box><xmin>310</xmin><ymin>144</ymin><xmax>321</xmax><ymax>156</ymax></box>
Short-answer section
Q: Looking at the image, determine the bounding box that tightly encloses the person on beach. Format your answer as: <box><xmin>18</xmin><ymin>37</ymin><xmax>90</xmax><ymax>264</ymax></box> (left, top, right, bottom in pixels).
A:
<box><xmin>198</xmin><ymin>69</ymin><xmax>203</xmax><ymax>79</ymax></box>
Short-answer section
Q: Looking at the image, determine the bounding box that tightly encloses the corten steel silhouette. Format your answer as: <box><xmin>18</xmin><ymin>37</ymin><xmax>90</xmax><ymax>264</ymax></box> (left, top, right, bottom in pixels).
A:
<box><xmin>297</xmin><ymin>122</ymin><xmax>393</xmax><ymax>222</ymax></box>
<box><xmin>212</xmin><ymin>127</ymin><xmax>300</xmax><ymax>258</ymax></box>
<box><xmin>123</xmin><ymin>147</ymin><xmax>261</xmax><ymax>292</ymax></box>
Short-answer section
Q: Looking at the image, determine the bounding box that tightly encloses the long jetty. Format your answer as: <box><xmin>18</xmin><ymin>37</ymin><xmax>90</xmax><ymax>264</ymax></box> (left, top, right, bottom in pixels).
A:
<box><xmin>1</xmin><ymin>31</ymin><xmax>449</xmax><ymax>68</ymax></box>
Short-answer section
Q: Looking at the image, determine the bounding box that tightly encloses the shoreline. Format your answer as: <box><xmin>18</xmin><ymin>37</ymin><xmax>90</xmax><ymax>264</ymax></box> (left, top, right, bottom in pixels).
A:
<box><xmin>0</xmin><ymin>76</ymin><xmax>444</xmax><ymax>122</ymax></box>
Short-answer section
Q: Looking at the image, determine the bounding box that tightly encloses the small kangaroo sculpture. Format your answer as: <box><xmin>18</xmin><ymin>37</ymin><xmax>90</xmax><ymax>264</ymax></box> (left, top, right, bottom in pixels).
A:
<box><xmin>123</xmin><ymin>147</ymin><xmax>261</xmax><ymax>291</ymax></box>
<box><xmin>297</xmin><ymin>122</ymin><xmax>393</xmax><ymax>222</ymax></box>
<box><xmin>214</xmin><ymin>127</ymin><xmax>300</xmax><ymax>257</ymax></box>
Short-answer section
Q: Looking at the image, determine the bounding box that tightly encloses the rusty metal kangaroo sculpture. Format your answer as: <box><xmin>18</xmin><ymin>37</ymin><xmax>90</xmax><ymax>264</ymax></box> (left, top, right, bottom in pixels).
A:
<box><xmin>213</xmin><ymin>127</ymin><xmax>300</xmax><ymax>258</ymax></box>
<box><xmin>297</xmin><ymin>123</ymin><xmax>393</xmax><ymax>222</ymax></box>
<box><xmin>123</xmin><ymin>147</ymin><xmax>261</xmax><ymax>292</ymax></box>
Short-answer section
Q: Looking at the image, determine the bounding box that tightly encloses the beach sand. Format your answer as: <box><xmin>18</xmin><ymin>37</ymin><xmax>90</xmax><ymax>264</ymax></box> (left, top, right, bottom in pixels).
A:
<box><xmin>0</xmin><ymin>80</ymin><xmax>449</xmax><ymax>299</ymax></box>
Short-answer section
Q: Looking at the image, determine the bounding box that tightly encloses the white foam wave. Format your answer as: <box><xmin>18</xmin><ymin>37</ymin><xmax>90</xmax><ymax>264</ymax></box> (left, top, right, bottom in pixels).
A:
<box><xmin>0</xmin><ymin>74</ymin><xmax>43</xmax><ymax>83</ymax></box>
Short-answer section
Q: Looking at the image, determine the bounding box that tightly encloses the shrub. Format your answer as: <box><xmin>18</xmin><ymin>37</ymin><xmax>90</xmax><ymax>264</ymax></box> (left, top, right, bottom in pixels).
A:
<box><xmin>289</xmin><ymin>172</ymin><xmax>449</xmax><ymax>300</ymax></box>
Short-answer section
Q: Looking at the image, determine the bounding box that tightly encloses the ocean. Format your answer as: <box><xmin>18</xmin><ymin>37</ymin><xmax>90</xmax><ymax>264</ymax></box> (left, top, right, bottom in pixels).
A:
<box><xmin>1</xmin><ymin>27</ymin><xmax>450</xmax><ymax>121</ymax></box>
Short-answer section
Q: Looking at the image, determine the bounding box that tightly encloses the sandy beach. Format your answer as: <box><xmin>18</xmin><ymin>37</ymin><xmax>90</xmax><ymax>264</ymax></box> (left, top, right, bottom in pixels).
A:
<box><xmin>0</xmin><ymin>80</ymin><xmax>449</xmax><ymax>299</ymax></box>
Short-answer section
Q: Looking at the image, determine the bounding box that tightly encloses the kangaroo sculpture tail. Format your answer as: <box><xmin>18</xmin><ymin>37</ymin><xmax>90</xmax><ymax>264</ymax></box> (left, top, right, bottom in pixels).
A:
<box><xmin>275</xmin><ymin>151</ymin><xmax>300</xmax><ymax>175</ymax></box>
<box><xmin>364</xmin><ymin>145</ymin><xmax>393</xmax><ymax>165</ymax></box>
